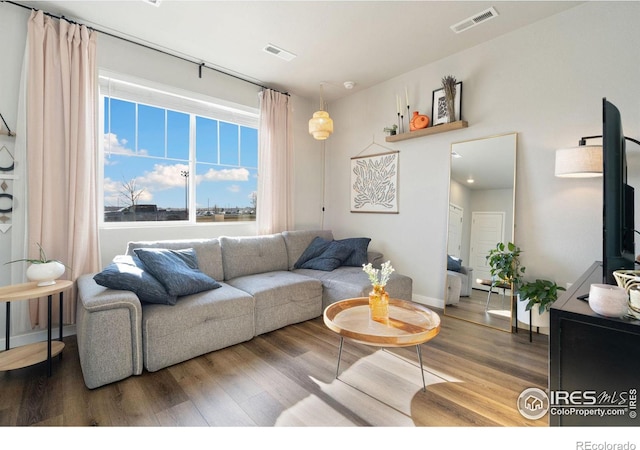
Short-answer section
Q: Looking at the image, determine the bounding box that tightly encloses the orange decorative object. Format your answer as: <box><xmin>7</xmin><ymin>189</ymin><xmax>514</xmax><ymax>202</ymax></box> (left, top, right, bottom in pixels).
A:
<box><xmin>410</xmin><ymin>111</ymin><xmax>429</xmax><ymax>131</ymax></box>
<box><xmin>368</xmin><ymin>285</ymin><xmax>389</xmax><ymax>323</ymax></box>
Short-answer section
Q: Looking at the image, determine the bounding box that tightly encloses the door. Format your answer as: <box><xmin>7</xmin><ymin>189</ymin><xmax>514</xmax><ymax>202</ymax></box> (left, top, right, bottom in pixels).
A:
<box><xmin>447</xmin><ymin>203</ymin><xmax>463</xmax><ymax>258</ymax></box>
<box><xmin>470</xmin><ymin>211</ymin><xmax>505</xmax><ymax>290</ymax></box>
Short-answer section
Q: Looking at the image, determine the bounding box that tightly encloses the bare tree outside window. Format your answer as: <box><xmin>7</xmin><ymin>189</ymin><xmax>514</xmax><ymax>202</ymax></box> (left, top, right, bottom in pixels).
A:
<box><xmin>120</xmin><ymin>178</ymin><xmax>146</xmax><ymax>209</ymax></box>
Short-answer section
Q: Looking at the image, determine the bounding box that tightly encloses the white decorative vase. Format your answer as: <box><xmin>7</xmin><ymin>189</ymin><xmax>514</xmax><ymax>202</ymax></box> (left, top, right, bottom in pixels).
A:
<box><xmin>517</xmin><ymin>295</ymin><xmax>550</xmax><ymax>328</ymax></box>
<box><xmin>26</xmin><ymin>261</ymin><xmax>66</xmax><ymax>287</ymax></box>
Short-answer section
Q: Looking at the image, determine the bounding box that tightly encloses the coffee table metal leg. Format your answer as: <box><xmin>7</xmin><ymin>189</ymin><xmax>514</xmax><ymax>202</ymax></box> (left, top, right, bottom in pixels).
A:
<box><xmin>5</xmin><ymin>302</ymin><xmax>9</xmax><ymax>351</ymax></box>
<box><xmin>335</xmin><ymin>336</ymin><xmax>344</xmax><ymax>378</ymax></box>
<box><xmin>416</xmin><ymin>344</ymin><xmax>426</xmax><ymax>392</ymax></box>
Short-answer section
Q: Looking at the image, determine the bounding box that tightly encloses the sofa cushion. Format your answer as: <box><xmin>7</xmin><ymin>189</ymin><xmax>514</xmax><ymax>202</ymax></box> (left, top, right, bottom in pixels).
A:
<box><xmin>141</xmin><ymin>282</ymin><xmax>255</xmax><ymax>372</ymax></box>
<box><xmin>93</xmin><ymin>255</ymin><xmax>177</xmax><ymax>305</ymax></box>
<box><xmin>294</xmin><ymin>266</ymin><xmax>413</xmax><ymax>309</ymax></box>
<box><xmin>219</xmin><ymin>234</ymin><xmax>288</xmax><ymax>280</ymax></box>
<box><xmin>282</xmin><ymin>229</ymin><xmax>334</xmax><ymax>270</ymax></box>
<box><xmin>335</xmin><ymin>237</ymin><xmax>371</xmax><ymax>266</ymax></box>
<box><xmin>134</xmin><ymin>248</ymin><xmax>221</xmax><ymax>297</ymax></box>
<box><xmin>225</xmin><ymin>271</ymin><xmax>323</xmax><ymax>335</ymax></box>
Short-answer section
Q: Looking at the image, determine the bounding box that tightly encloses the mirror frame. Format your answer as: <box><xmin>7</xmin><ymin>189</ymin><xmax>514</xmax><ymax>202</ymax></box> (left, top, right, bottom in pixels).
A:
<box><xmin>443</xmin><ymin>132</ymin><xmax>518</xmax><ymax>332</ymax></box>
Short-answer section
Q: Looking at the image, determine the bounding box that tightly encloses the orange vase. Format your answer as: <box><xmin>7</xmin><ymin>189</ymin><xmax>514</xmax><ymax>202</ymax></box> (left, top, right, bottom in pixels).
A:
<box><xmin>410</xmin><ymin>111</ymin><xmax>429</xmax><ymax>131</ymax></box>
<box><xmin>369</xmin><ymin>285</ymin><xmax>389</xmax><ymax>323</ymax></box>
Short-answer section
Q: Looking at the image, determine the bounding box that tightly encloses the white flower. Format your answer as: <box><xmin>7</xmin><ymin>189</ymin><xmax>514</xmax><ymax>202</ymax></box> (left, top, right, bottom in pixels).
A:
<box><xmin>362</xmin><ymin>260</ymin><xmax>394</xmax><ymax>287</ymax></box>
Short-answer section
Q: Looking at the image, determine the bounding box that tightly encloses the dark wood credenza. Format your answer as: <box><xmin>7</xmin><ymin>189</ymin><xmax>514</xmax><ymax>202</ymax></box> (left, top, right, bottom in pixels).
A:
<box><xmin>549</xmin><ymin>261</ymin><xmax>640</xmax><ymax>426</ymax></box>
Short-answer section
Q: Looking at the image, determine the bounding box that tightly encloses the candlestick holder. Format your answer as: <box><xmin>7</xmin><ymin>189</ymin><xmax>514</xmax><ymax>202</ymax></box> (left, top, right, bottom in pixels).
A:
<box><xmin>406</xmin><ymin>105</ymin><xmax>410</xmax><ymax>132</ymax></box>
<box><xmin>397</xmin><ymin>112</ymin><xmax>401</xmax><ymax>134</ymax></box>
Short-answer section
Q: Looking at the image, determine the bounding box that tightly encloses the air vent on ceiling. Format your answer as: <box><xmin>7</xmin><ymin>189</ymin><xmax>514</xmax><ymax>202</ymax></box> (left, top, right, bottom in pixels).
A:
<box><xmin>263</xmin><ymin>44</ymin><xmax>297</xmax><ymax>62</ymax></box>
<box><xmin>450</xmin><ymin>7</ymin><xmax>499</xmax><ymax>34</ymax></box>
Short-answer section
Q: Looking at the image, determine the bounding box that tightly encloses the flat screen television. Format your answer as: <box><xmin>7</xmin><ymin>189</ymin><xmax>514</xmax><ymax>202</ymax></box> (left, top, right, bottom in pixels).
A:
<box><xmin>602</xmin><ymin>98</ymin><xmax>635</xmax><ymax>284</ymax></box>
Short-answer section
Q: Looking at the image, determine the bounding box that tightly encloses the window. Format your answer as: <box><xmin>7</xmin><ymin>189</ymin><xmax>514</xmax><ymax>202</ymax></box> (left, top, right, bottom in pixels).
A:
<box><xmin>100</xmin><ymin>75</ymin><xmax>259</xmax><ymax>224</ymax></box>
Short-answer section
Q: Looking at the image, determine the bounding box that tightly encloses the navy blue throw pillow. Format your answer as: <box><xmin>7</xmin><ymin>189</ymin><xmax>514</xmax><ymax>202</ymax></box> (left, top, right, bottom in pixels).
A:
<box><xmin>294</xmin><ymin>237</ymin><xmax>353</xmax><ymax>271</ymax></box>
<box><xmin>134</xmin><ymin>248</ymin><xmax>222</xmax><ymax>297</ymax></box>
<box><xmin>447</xmin><ymin>255</ymin><xmax>462</xmax><ymax>272</ymax></box>
<box><xmin>294</xmin><ymin>236</ymin><xmax>331</xmax><ymax>268</ymax></box>
<box><xmin>93</xmin><ymin>255</ymin><xmax>178</xmax><ymax>305</ymax></box>
<box><xmin>335</xmin><ymin>237</ymin><xmax>371</xmax><ymax>266</ymax></box>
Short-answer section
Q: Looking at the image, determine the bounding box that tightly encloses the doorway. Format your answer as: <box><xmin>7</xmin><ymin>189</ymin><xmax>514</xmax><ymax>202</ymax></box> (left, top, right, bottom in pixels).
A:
<box><xmin>469</xmin><ymin>211</ymin><xmax>505</xmax><ymax>290</ymax></box>
<box><xmin>448</xmin><ymin>203</ymin><xmax>463</xmax><ymax>258</ymax></box>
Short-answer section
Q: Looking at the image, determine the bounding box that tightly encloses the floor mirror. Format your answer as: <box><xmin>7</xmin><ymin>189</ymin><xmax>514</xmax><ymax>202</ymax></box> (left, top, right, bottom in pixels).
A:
<box><xmin>444</xmin><ymin>132</ymin><xmax>517</xmax><ymax>331</ymax></box>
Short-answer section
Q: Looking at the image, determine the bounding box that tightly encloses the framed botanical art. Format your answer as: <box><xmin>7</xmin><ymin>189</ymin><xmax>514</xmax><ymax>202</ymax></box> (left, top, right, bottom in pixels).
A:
<box><xmin>350</xmin><ymin>151</ymin><xmax>399</xmax><ymax>213</ymax></box>
<box><xmin>431</xmin><ymin>81</ymin><xmax>462</xmax><ymax>126</ymax></box>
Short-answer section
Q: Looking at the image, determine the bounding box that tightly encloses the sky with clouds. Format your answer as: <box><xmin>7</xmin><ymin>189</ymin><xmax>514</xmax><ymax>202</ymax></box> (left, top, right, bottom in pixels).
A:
<box><xmin>103</xmin><ymin>98</ymin><xmax>257</xmax><ymax>211</ymax></box>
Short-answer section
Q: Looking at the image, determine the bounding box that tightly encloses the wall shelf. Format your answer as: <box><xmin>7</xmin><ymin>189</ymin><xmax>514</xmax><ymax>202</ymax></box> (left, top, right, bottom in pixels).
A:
<box><xmin>385</xmin><ymin>120</ymin><xmax>468</xmax><ymax>143</ymax></box>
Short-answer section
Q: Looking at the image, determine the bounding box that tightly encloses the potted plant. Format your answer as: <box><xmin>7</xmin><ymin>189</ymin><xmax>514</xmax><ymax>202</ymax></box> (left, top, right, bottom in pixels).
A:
<box><xmin>383</xmin><ymin>124</ymin><xmax>397</xmax><ymax>136</ymax></box>
<box><xmin>517</xmin><ymin>278</ymin><xmax>566</xmax><ymax>328</ymax></box>
<box><xmin>5</xmin><ymin>243</ymin><xmax>68</xmax><ymax>286</ymax></box>
<box><xmin>485</xmin><ymin>241</ymin><xmax>526</xmax><ymax>292</ymax></box>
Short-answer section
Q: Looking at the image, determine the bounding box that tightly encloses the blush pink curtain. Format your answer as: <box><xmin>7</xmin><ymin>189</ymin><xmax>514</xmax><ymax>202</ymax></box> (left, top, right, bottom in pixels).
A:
<box><xmin>257</xmin><ymin>89</ymin><xmax>294</xmax><ymax>234</ymax></box>
<box><xmin>26</xmin><ymin>10</ymin><xmax>100</xmax><ymax>328</ymax></box>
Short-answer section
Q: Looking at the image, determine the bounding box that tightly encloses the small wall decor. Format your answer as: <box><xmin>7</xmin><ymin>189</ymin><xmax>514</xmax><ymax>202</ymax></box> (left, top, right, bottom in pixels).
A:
<box><xmin>432</xmin><ymin>80</ymin><xmax>462</xmax><ymax>126</ymax></box>
<box><xmin>0</xmin><ymin>144</ymin><xmax>15</xmax><ymax>233</ymax></box>
<box><xmin>0</xmin><ymin>112</ymin><xmax>15</xmax><ymax>137</ymax></box>
<box><xmin>351</xmin><ymin>147</ymin><xmax>399</xmax><ymax>214</ymax></box>
<box><xmin>0</xmin><ymin>145</ymin><xmax>15</xmax><ymax>172</ymax></box>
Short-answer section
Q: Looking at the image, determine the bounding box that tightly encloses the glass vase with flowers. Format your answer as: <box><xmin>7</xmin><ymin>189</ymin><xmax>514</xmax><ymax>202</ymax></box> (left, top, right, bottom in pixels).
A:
<box><xmin>362</xmin><ymin>261</ymin><xmax>394</xmax><ymax>323</ymax></box>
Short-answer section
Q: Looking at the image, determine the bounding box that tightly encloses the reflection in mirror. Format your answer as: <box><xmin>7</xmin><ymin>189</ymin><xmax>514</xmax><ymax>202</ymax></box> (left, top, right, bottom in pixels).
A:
<box><xmin>444</xmin><ymin>133</ymin><xmax>517</xmax><ymax>332</ymax></box>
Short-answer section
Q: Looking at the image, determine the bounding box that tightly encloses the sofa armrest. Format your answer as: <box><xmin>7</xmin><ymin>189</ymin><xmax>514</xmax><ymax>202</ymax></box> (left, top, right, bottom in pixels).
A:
<box><xmin>446</xmin><ymin>272</ymin><xmax>462</xmax><ymax>305</ymax></box>
<box><xmin>457</xmin><ymin>266</ymin><xmax>473</xmax><ymax>297</ymax></box>
<box><xmin>76</xmin><ymin>274</ymin><xmax>144</xmax><ymax>389</ymax></box>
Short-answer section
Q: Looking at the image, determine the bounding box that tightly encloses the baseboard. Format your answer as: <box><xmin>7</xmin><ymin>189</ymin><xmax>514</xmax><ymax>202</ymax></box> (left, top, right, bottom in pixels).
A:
<box><xmin>411</xmin><ymin>294</ymin><xmax>444</xmax><ymax>309</ymax></box>
<box><xmin>0</xmin><ymin>325</ymin><xmax>76</xmax><ymax>349</ymax></box>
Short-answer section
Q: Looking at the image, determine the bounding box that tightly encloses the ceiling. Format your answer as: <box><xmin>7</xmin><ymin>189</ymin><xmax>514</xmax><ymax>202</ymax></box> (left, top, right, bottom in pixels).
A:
<box><xmin>15</xmin><ymin>1</ymin><xmax>582</xmax><ymax>103</ymax></box>
<box><xmin>450</xmin><ymin>133</ymin><xmax>516</xmax><ymax>191</ymax></box>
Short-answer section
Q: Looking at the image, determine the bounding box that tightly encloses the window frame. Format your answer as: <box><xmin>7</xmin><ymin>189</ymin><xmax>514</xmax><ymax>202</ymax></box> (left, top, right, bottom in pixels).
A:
<box><xmin>98</xmin><ymin>71</ymin><xmax>260</xmax><ymax>228</ymax></box>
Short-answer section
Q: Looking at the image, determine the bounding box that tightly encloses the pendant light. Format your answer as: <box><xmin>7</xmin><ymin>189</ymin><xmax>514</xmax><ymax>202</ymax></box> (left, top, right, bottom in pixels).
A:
<box><xmin>309</xmin><ymin>84</ymin><xmax>333</xmax><ymax>140</ymax></box>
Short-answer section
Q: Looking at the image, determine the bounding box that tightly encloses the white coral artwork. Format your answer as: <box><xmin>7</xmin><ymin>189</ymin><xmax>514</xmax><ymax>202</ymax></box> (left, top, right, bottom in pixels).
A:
<box><xmin>350</xmin><ymin>151</ymin><xmax>398</xmax><ymax>213</ymax></box>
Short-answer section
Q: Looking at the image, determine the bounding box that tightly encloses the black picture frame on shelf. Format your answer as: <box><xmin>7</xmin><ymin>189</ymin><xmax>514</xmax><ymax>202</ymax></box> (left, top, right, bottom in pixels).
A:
<box><xmin>432</xmin><ymin>81</ymin><xmax>462</xmax><ymax>126</ymax></box>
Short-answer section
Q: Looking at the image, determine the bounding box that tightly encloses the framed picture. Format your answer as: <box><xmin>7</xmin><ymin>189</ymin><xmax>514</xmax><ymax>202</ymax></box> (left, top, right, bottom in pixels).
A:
<box><xmin>431</xmin><ymin>81</ymin><xmax>462</xmax><ymax>126</ymax></box>
<box><xmin>350</xmin><ymin>151</ymin><xmax>399</xmax><ymax>214</ymax></box>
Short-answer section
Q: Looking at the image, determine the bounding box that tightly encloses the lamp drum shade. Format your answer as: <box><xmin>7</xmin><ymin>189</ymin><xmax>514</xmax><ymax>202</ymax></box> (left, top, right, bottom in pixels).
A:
<box><xmin>309</xmin><ymin>110</ymin><xmax>333</xmax><ymax>140</ymax></box>
<box><xmin>555</xmin><ymin>145</ymin><xmax>603</xmax><ymax>178</ymax></box>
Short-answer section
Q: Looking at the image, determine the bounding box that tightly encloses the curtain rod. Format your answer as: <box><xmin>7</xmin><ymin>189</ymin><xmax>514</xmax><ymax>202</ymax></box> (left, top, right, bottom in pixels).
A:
<box><xmin>5</xmin><ymin>1</ymin><xmax>289</xmax><ymax>96</ymax></box>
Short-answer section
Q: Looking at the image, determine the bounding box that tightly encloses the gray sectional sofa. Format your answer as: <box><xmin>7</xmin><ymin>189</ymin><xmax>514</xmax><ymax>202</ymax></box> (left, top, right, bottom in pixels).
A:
<box><xmin>76</xmin><ymin>229</ymin><xmax>412</xmax><ymax>389</ymax></box>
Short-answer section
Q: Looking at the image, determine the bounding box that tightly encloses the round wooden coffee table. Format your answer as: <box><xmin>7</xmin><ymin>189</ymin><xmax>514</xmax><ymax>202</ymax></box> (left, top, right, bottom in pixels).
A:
<box><xmin>323</xmin><ymin>297</ymin><xmax>441</xmax><ymax>391</ymax></box>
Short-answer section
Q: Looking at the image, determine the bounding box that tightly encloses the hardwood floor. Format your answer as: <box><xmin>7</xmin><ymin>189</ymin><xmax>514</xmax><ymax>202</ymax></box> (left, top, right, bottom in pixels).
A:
<box><xmin>0</xmin><ymin>308</ymin><xmax>549</xmax><ymax>427</ymax></box>
<box><xmin>445</xmin><ymin>287</ymin><xmax>513</xmax><ymax>330</ymax></box>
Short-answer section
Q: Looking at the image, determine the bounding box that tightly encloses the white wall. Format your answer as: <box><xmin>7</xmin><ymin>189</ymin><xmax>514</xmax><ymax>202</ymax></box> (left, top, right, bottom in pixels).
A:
<box><xmin>323</xmin><ymin>2</ymin><xmax>640</xmax><ymax>306</ymax></box>
<box><xmin>0</xmin><ymin>4</ymin><xmax>29</xmax><ymax>343</ymax></box>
